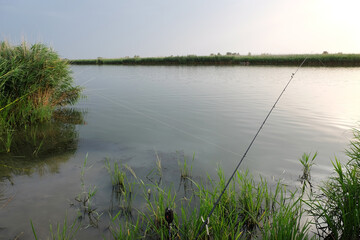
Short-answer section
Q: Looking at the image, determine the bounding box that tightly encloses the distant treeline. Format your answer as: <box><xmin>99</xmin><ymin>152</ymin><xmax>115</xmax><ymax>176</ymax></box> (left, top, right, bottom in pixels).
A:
<box><xmin>69</xmin><ymin>54</ymin><xmax>360</xmax><ymax>67</ymax></box>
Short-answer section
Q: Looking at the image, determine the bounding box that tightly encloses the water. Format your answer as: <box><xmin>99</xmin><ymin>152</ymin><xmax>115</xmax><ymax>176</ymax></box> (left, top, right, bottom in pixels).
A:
<box><xmin>1</xmin><ymin>65</ymin><xmax>360</xmax><ymax>238</ymax></box>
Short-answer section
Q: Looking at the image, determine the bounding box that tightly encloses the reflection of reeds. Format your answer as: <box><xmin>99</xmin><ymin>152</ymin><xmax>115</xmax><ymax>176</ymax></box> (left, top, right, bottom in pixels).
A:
<box><xmin>0</xmin><ymin>108</ymin><xmax>85</xmax><ymax>178</ymax></box>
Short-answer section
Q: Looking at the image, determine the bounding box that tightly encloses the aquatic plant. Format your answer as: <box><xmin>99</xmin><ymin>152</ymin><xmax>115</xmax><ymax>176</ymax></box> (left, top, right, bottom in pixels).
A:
<box><xmin>107</xmin><ymin>163</ymin><xmax>310</xmax><ymax>239</ymax></box>
<box><xmin>31</xmin><ymin>216</ymin><xmax>80</xmax><ymax>240</ymax></box>
<box><xmin>178</xmin><ymin>153</ymin><xmax>194</xmax><ymax>179</ymax></box>
<box><xmin>105</xmin><ymin>159</ymin><xmax>126</xmax><ymax>193</ymax></box>
<box><xmin>305</xmin><ymin>130</ymin><xmax>360</xmax><ymax>239</ymax></box>
<box><xmin>28</xmin><ymin>127</ymin><xmax>360</xmax><ymax>239</ymax></box>
<box><xmin>74</xmin><ymin>154</ymin><xmax>101</xmax><ymax>228</ymax></box>
<box><xmin>307</xmin><ymin>158</ymin><xmax>360</xmax><ymax>239</ymax></box>
<box><xmin>110</xmin><ymin>216</ymin><xmax>143</xmax><ymax>240</ymax></box>
<box><xmin>299</xmin><ymin>153</ymin><xmax>317</xmax><ymax>181</ymax></box>
<box><xmin>346</xmin><ymin>128</ymin><xmax>360</xmax><ymax>166</ymax></box>
<box><xmin>299</xmin><ymin>152</ymin><xmax>317</xmax><ymax>192</ymax></box>
<box><xmin>0</xmin><ymin>41</ymin><xmax>82</xmax><ymax>152</ymax></box>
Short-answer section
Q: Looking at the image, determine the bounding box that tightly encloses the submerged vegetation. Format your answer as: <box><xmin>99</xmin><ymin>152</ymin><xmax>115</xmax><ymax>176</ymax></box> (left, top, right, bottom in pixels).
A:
<box><xmin>70</xmin><ymin>54</ymin><xmax>360</xmax><ymax>67</ymax></box>
<box><xmin>3</xmin><ymin>40</ymin><xmax>360</xmax><ymax>239</ymax></box>
<box><xmin>0</xmin><ymin>41</ymin><xmax>82</xmax><ymax>153</ymax></box>
<box><xmin>29</xmin><ymin>129</ymin><xmax>360</xmax><ymax>239</ymax></box>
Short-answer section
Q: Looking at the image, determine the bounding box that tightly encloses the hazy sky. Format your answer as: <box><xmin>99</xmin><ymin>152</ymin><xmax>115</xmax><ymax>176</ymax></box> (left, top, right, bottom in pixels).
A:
<box><xmin>1</xmin><ymin>0</ymin><xmax>360</xmax><ymax>59</ymax></box>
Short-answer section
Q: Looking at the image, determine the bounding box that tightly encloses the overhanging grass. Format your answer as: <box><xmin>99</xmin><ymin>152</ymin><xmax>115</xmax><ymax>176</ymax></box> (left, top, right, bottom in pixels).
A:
<box><xmin>0</xmin><ymin>41</ymin><xmax>82</xmax><ymax>152</ymax></box>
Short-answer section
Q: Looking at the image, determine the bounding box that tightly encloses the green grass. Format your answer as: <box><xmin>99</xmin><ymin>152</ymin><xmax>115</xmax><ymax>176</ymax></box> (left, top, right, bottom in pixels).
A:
<box><xmin>30</xmin><ymin>138</ymin><xmax>360</xmax><ymax>240</ymax></box>
<box><xmin>28</xmin><ymin>127</ymin><xmax>360</xmax><ymax>239</ymax></box>
<box><xmin>31</xmin><ymin>216</ymin><xmax>80</xmax><ymax>240</ymax></box>
<box><xmin>105</xmin><ymin>159</ymin><xmax>126</xmax><ymax>193</ymax></box>
<box><xmin>307</xmin><ymin>159</ymin><xmax>360</xmax><ymax>239</ymax></box>
<box><xmin>299</xmin><ymin>152</ymin><xmax>317</xmax><ymax>192</ymax></box>
<box><xmin>0</xmin><ymin>41</ymin><xmax>82</xmax><ymax>153</ymax></box>
<box><xmin>99</xmin><ymin>130</ymin><xmax>360</xmax><ymax>239</ymax></box>
<box><xmin>346</xmin><ymin>128</ymin><xmax>360</xmax><ymax>166</ymax></box>
<box><xmin>178</xmin><ymin>153</ymin><xmax>194</xmax><ymax>179</ymax></box>
<box><xmin>70</xmin><ymin>54</ymin><xmax>360</xmax><ymax>67</ymax></box>
<box><xmin>306</xmin><ymin>129</ymin><xmax>360</xmax><ymax>239</ymax></box>
<box><xmin>74</xmin><ymin>154</ymin><xmax>102</xmax><ymax>228</ymax></box>
<box><xmin>107</xmin><ymin>166</ymin><xmax>311</xmax><ymax>239</ymax></box>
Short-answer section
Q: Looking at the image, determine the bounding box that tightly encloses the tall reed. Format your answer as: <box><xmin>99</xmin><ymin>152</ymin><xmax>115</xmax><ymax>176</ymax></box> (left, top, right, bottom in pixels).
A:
<box><xmin>307</xmin><ymin>130</ymin><xmax>360</xmax><ymax>239</ymax></box>
<box><xmin>0</xmin><ymin>41</ymin><xmax>82</xmax><ymax>152</ymax></box>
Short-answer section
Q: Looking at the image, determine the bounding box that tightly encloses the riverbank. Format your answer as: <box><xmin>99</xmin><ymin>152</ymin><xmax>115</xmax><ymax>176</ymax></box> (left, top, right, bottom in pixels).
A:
<box><xmin>70</xmin><ymin>54</ymin><xmax>360</xmax><ymax>67</ymax></box>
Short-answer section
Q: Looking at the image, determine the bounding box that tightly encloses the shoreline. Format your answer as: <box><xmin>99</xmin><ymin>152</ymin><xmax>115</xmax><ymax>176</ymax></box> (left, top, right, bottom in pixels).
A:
<box><xmin>69</xmin><ymin>54</ymin><xmax>360</xmax><ymax>67</ymax></box>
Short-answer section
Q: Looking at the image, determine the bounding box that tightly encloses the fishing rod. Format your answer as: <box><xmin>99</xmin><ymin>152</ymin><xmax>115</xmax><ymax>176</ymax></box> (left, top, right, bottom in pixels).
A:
<box><xmin>195</xmin><ymin>58</ymin><xmax>308</xmax><ymax>239</ymax></box>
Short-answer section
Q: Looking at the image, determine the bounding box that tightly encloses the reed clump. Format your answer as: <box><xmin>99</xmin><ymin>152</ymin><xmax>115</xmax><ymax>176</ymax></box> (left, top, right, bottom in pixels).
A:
<box><xmin>0</xmin><ymin>41</ymin><xmax>81</xmax><ymax>152</ymax></box>
<box><xmin>307</xmin><ymin>130</ymin><xmax>360</xmax><ymax>239</ymax></box>
<box><xmin>109</xmin><ymin>166</ymin><xmax>311</xmax><ymax>239</ymax></box>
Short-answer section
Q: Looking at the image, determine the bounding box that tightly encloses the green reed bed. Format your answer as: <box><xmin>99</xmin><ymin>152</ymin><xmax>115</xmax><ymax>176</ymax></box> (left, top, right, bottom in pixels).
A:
<box><xmin>108</xmin><ymin>146</ymin><xmax>360</xmax><ymax>240</ymax></box>
<box><xmin>70</xmin><ymin>54</ymin><xmax>360</xmax><ymax>67</ymax></box>
<box><xmin>0</xmin><ymin>41</ymin><xmax>81</xmax><ymax>153</ymax></box>
<box><xmin>30</xmin><ymin>137</ymin><xmax>360</xmax><ymax>240</ymax></box>
<box><xmin>106</xmin><ymin>164</ymin><xmax>311</xmax><ymax>240</ymax></box>
<box><xmin>84</xmin><ymin>155</ymin><xmax>311</xmax><ymax>239</ymax></box>
<box><xmin>32</xmin><ymin>128</ymin><xmax>360</xmax><ymax>240</ymax></box>
<box><xmin>31</xmin><ymin>217</ymin><xmax>80</xmax><ymax>240</ymax></box>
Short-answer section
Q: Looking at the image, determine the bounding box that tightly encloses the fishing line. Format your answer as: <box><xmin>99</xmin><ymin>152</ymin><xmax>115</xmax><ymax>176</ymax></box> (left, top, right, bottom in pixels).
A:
<box><xmin>195</xmin><ymin>58</ymin><xmax>308</xmax><ymax>239</ymax></box>
<box><xmin>82</xmin><ymin>88</ymin><xmax>108</xmax><ymax>93</ymax></box>
<box><xmin>94</xmin><ymin>92</ymin><xmax>232</xmax><ymax>140</ymax></box>
<box><xmin>92</xmin><ymin>92</ymin><xmax>244</xmax><ymax>158</ymax></box>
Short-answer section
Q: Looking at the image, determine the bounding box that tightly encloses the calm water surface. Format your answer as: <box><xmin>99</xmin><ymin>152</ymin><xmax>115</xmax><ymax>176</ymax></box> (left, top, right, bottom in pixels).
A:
<box><xmin>1</xmin><ymin>65</ymin><xmax>360</xmax><ymax>238</ymax></box>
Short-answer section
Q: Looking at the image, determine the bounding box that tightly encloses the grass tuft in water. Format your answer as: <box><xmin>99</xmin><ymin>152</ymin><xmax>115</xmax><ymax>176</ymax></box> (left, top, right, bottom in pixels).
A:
<box><xmin>31</xmin><ymin>216</ymin><xmax>80</xmax><ymax>240</ymax></box>
<box><xmin>299</xmin><ymin>152</ymin><xmax>317</xmax><ymax>192</ymax></box>
<box><xmin>105</xmin><ymin>158</ymin><xmax>126</xmax><ymax>193</ymax></box>
<box><xmin>178</xmin><ymin>153</ymin><xmax>194</xmax><ymax>179</ymax></box>
<box><xmin>74</xmin><ymin>154</ymin><xmax>101</xmax><ymax>228</ymax></box>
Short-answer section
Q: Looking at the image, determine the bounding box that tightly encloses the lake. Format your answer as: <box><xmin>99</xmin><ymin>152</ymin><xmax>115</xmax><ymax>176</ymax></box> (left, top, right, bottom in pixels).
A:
<box><xmin>1</xmin><ymin>65</ymin><xmax>360</xmax><ymax>238</ymax></box>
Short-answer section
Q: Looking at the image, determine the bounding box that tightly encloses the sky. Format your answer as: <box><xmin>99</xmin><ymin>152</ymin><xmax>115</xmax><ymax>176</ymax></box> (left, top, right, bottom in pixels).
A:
<box><xmin>1</xmin><ymin>0</ymin><xmax>360</xmax><ymax>59</ymax></box>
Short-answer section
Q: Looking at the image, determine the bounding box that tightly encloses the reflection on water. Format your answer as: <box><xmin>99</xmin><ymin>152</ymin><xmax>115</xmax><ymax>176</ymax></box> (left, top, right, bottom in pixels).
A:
<box><xmin>0</xmin><ymin>108</ymin><xmax>85</xmax><ymax>179</ymax></box>
<box><xmin>1</xmin><ymin>66</ymin><xmax>360</xmax><ymax>239</ymax></box>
